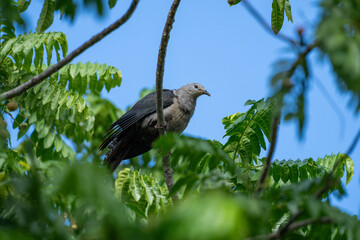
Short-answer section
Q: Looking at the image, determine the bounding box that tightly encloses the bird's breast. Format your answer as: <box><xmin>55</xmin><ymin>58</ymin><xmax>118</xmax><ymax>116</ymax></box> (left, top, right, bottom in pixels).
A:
<box><xmin>164</xmin><ymin>98</ymin><xmax>195</xmax><ymax>133</ymax></box>
<box><xmin>140</xmin><ymin>97</ymin><xmax>195</xmax><ymax>134</ymax></box>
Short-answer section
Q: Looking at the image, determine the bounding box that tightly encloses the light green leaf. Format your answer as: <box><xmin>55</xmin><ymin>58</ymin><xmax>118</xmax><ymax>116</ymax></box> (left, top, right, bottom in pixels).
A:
<box><xmin>141</xmin><ymin>175</ymin><xmax>154</xmax><ymax>206</ymax></box>
<box><xmin>54</xmin><ymin>136</ymin><xmax>63</xmax><ymax>152</ymax></box>
<box><xmin>44</xmin><ymin>129</ymin><xmax>56</xmax><ymax>148</ymax></box>
<box><xmin>343</xmin><ymin>154</ymin><xmax>354</xmax><ymax>185</ymax></box>
<box><xmin>115</xmin><ymin>168</ymin><xmax>131</xmax><ymax>199</ymax></box>
<box><xmin>76</xmin><ymin>97</ymin><xmax>86</xmax><ymax>113</ymax></box>
<box><xmin>130</xmin><ymin>171</ymin><xmax>142</xmax><ymax>202</ymax></box>
<box><xmin>38</xmin><ymin>124</ymin><xmax>50</xmax><ymax>139</ymax></box>
<box><xmin>284</xmin><ymin>0</ymin><xmax>293</xmax><ymax>22</ymax></box>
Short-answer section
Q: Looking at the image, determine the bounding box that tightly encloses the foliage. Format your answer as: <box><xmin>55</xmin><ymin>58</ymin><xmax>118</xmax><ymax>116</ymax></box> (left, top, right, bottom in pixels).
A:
<box><xmin>222</xmin><ymin>98</ymin><xmax>273</xmax><ymax>166</ymax></box>
<box><xmin>317</xmin><ymin>0</ymin><xmax>360</xmax><ymax>111</ymax></box>
<box><xmin>115</xmin><ymin>168</ymin><xmax>171</xmax><ymax>219</ymax></box>
<box><xmin>228</xmin><ymin>0</ymin><xmax>293</xmax><ymax>34</ymax></box>
<box><xmin>0</xmin><ymin>0</ymin><xmax>122</xmax><ymax>33</ymax></box>
<box><xmin>0</xmin><ymin>0</ymin><xmax>360</xmax><ymax>239</ymax></box>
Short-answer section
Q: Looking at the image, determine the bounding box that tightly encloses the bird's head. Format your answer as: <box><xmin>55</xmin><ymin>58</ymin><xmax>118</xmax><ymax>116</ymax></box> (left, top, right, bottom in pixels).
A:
<box><xmin>182</xmin><ymin>83</ymin><xmax>211</xmax><ymax>98</ymax></box>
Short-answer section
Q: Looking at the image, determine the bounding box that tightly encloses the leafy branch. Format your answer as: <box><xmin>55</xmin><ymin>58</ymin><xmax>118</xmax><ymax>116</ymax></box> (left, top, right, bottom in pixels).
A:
<box><xmin>262</xmin><ymin>127</ymin><xmax>360</xmax><ymax>239</ymax></box>
<box><xmin>0</xmin><ymin>0</ymin><xmax>139</xmax><ymax>100</ymax></box>
<box><xmin>241</xmin><ymin>0</ymin><xmax>297</xmax><ymax>45</ymax></box>
<box><xmin>249</xmin><ymin>217</ymin><xmax>332</xmax><ymax>240</ymax></box>
<box><xmin>155</xmin><ymin>0</ymin><xmax>181</xmax><ymax>198</ymax></box>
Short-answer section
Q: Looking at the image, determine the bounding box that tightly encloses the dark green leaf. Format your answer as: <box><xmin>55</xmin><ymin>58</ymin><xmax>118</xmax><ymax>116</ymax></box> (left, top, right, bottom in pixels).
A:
<box><xmin>271</xmin><ymin>0</ymin><xmax>285</xmax><ymax>34</ymax></box>
<box><xmin>36</xmin><ymin>0</ymin><xmax>55</xmax><ymax>33</ymax></box>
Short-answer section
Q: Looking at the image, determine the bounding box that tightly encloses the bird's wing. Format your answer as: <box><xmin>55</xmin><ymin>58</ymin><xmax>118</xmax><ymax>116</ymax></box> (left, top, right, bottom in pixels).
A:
<box><xmin>99</xmin><ymin>89</ymin><xmax>176</xmax><ymax>150</ymax></box>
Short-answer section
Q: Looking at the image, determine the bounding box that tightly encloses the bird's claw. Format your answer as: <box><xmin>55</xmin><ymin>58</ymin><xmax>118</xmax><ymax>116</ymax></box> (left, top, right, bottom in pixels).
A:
<box><xmin>155</xmin><ymin>121</ymin><xmax>167</xmax><ymax>129</ymax></box>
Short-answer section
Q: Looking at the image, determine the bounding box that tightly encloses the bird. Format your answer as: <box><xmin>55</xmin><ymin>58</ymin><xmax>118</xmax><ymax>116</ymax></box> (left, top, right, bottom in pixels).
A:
<box><xmin>99</xmin><ymin>83</ymin><xmax>210</xmax><ymax>172</ymax></box>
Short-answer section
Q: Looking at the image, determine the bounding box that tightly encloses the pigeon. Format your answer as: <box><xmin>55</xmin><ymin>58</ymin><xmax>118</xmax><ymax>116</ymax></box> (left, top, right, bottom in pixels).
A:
<box><xmin>99</xmin><ymin>83</ymin><xmax>210</xmax><ymax>171</ymax></box>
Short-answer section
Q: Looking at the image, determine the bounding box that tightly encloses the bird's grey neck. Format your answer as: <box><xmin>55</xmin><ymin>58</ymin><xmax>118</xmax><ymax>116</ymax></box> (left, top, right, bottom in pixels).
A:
<box><xmin>174</xmin><ymin>89</ymin><xmax>197</xmax><ymax>114</ymax></box>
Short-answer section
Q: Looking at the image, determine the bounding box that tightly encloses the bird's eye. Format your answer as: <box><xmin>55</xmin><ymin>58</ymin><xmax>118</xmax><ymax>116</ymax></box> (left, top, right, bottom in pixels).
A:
<box><xmin>194</xmin><ymin>85</ymin><xmax>198</xmax><ymax>89</ymax></box>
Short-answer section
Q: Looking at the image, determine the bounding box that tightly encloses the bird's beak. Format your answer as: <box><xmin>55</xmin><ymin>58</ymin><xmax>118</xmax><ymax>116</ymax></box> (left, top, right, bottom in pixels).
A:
<box><xmin>202</xmin><ymin>90</ymin><xmax>211</xmax><ymax>96</ymax></box>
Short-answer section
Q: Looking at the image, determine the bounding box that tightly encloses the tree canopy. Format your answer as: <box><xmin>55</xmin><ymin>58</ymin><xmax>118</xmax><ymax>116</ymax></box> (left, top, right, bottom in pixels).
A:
<box><xmin>0</xmin><ymin>0</ymin><xmax>360</xmax><ymax>239</ymax></box>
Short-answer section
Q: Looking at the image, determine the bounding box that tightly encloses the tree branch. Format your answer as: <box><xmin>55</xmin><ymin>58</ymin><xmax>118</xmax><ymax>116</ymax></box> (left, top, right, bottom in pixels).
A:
<box><xmin>155</xmin><ymin>0</ymin><xmax>181</xmax><ymax>199</ymax></box>
<box><xmin>255</xmin><ymin>116</ymin><xmax>279</xmax><ymax>194</ymax></box>
<box><xmin>268</xmin><ymin>217</ymin><xmax>332</xmax><ymax>239</ymax></box>
<box><xmin>254</xmin><ymin>43</ymin><xmax>316</xmax><ymax>195</ymax></box>
<box><xmin>249</xmin><ymin>217</ymin><xmax>332</xmax><ymax>240</ymax></box>
<box><xmin>0</xmin><ymin>0</ymin><xmax>140</xmax><ymax>100</ymax></box>
<box><xmin>314</xmin><ymin>127</ymin><xmax>360</xmax><ymax>198</ymax></box>
<box><xmin>242</xmin><ymin>0</ymin><xmax>298</xmax><ymax>46</ymax></box>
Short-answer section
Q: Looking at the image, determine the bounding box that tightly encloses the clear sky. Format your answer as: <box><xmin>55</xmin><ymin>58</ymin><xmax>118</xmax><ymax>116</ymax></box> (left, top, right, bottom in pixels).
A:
<box><xmin>15</xmin><ymin>0</ymin><xmax>359</xmax><ymax>215</ymax></box>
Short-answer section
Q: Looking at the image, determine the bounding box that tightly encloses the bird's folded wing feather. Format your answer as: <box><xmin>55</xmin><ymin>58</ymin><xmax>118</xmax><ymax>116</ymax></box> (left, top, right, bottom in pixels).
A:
<box><xmin>99</xmin><ymin>89</ymin><xmax>176</xmax><ymax>150</ymax></box>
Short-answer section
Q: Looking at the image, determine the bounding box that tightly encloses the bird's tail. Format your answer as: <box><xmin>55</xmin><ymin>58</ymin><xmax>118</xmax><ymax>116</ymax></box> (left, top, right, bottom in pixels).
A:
<box><xmin>103</xmin><ymin>138</ymin><xmax>129</xmax><ymax>172</ymax></box>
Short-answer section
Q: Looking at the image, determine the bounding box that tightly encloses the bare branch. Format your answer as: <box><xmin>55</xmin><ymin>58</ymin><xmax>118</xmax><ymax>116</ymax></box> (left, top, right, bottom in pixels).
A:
<box><xmin>242</xmin><ymin>0</ymin><xmax>298</xmax><ymax>46</ymax></box>
<box><xmin>155</xmin><ymin>0</ymin><xmax>181</xmax><ymax>198</ymax></box>
<box><xmin>287</xmin><ymin>42</ymin><xmax>317</xmax><ymax>76</ymax></box>
<box><xmin>0</xmin><ymin>0</ymin><xmax>140</xmax><ymax>100</ymax></box>
<box><xmin>162</xmin><ymin>152</ymin><xmax>175</xmax><ymax>191</ymax></box>
<box><xmin>255</xmin><ymin>116</ymin><xmax>279</xmax><ymax>194</ymax></box>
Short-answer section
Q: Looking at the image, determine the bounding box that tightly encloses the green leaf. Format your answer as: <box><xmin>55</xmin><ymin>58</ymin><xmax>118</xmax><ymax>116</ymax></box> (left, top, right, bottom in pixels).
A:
<box><xmin>76</xmin><ymin>97</ymin><xmax>86</xmax><ymax>113</ymax></box>
<box><xmin>223</xmin><ymin>98</ymin><xmax>273</xmax><ymax>166</ymax></box>
<box><xmin>271</xmin><ymin>0</ymin><xmax>284</xmax><ymax>34</ymax></box>
<box><xmin>154</xmin><ymin>134</ymin><xmax>237</xmax><ymax>176</ymax></box>
<box><xmin>18</xmin><ymin>0</ymin><xmax>31</xmax><ymax>13</ymax></box>
<box><xmin>54</xmin><ymin>136</ymin><xmax>63</xmax><ymax>152</ymax></box>
<box><xmin>284</xmin><ymin>0</ymin><xmax>293</xmax><ymax>22</ymax></box>
<box><xmin>141</xmin><ymin>175</ymin><xmax>154</xmax><ymax>206</ymax></box>
<box><xmin>129</xmin><ymin>171</ymin><xmax>142</xmax><ymax>202</ymax></box>
<box><xmin>316</xmin><ymin>0</ymin><xmax>360</xmax><ymax>111</ymax></box>
<box><xmin>36</xmin><ymin>0</ymin><xmax>55</xmax><ymax>33</ymax></box>
<box><xmin>58</xmin><ymin>62</ymin><xmax>122</xmax><ymax>95</ymax></box>
<box><xmin>343</xmin><ymin>154</ymin><xmax>354</xmax><ymax>185</ymax></box>
<box><xmin>44</xmin><ymin>129</ymin><xmax>56</xmax><ymax>148</ymax></box>
<box><xmin>277</xmin><ymin>0</ymin><xmax>284</xmax><ymax>11</ymax></box>
<box><xmin>108</xmin><ymin>0</ymin><xmax>117</xmax><ymax>8</ymax></box>
<box><xmin>1</xmin><ymin>32</ymin><xmax>67</xmax><ymax>69</ymax></box>
<box><xmin>228</xmin><ymin>0</ymin><xmax>241</xmax><ymax>6</ymax></box>
<box><xmin>115</xmin><ymin>168</ymin><xmax>170</xmax><ymax>219</ymax></box>
<box><xmin>38</xmin><ymin>124</ymin><xmax>50</xmax><ymax>139</ymax></box>
<box><xmin>115</xmin><ymin>168</ymin><xmax>131</xmax><ymax>200</ymax></box>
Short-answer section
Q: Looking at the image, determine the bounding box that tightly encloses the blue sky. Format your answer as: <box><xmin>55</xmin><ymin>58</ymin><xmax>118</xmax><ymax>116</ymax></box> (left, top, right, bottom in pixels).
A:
<box><xmin>15</xmin><ymin>0</ymin><xmax>359</xmax><ymax>215</ymax></box>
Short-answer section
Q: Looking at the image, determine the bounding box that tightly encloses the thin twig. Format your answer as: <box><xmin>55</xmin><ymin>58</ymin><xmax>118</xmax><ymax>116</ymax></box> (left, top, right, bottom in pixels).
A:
<box><xmin>242</xmin><ymin>0</ymin><xmax>298</xmax><ymax>46</ymax></box>
<box><xmin>313</xmin><ymin>75</ymin><xmax>345</xmax><ymax>138</ymax></box>
<box><xmin>255</xmin><ymin>117</ymin><xmax>279</xmax><ymax>194</ymax></box>
<box><xmin>155</xmin><ymin>0</ymin><xmax>181</xmax><ymax>199</ymax></box>
<box><xmin>288</xmin><ymin>42</ymin><xmax>317</xmax><ymax>76</ymax></box>
<box><xmin>0</xmin><ymin>0</ymin><xmax>140</xmax><ymax>100</ymax></box>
